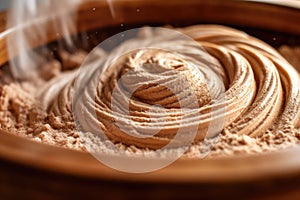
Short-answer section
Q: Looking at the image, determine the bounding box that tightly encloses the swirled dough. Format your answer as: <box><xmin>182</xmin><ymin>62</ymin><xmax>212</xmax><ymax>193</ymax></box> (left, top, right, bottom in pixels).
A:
<box><xmin>1</xmin><ymin>25</ymin><xmax>300</xmax><ymax>157</ymax></box>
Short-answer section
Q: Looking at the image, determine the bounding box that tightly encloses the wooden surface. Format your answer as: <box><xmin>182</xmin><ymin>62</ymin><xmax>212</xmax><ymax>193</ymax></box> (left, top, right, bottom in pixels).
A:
<box><xmin>0</xmin><ymin>0</ymin><xmax>300</xmax><ymax>199</ymax></box>
<box><xmin>76</xmin><ymin>0</ymin><xmax>300</xmax><ymax>35</ymax></box>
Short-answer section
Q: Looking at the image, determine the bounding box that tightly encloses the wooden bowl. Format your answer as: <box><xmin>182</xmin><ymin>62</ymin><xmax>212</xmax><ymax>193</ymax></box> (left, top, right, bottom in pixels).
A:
<box><xmin>0</xmin><ymin>0</ymin><xmax>300</xmax><ymax>199</ymax></box>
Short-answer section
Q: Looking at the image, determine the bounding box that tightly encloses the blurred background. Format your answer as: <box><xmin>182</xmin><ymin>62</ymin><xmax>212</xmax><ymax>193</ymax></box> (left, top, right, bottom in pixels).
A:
<box><xmin>0</xmin><ymin>0</ymin><xmax>9</xmax><ymax>11</ymax></box>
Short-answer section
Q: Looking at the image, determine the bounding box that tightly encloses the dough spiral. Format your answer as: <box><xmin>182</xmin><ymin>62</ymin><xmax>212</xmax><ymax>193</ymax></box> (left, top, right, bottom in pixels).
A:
<box><xmin>41</xmin><ymin>25</ymin><xmax>300</xmax><ymax>150</ymax></box>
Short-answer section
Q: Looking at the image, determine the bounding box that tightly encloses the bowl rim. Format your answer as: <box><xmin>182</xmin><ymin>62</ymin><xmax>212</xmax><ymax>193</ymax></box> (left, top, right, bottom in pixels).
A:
<box><xmin>2</xmin><ymin>128</ymin><xmax>300</xmax><ymax>184</ymax></box>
